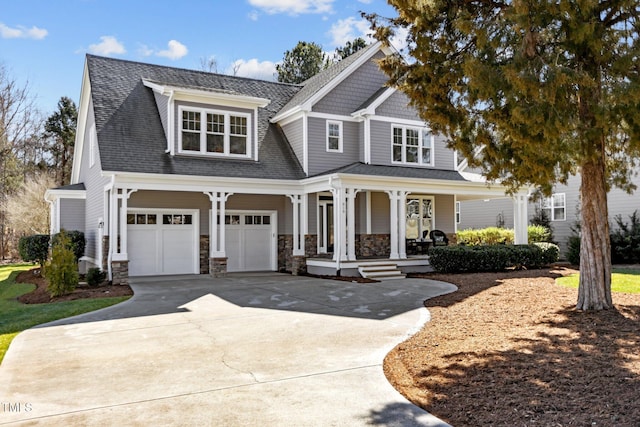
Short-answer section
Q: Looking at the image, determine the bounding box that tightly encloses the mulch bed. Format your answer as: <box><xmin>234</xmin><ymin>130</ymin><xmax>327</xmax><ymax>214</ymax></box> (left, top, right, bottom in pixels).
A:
<box><xmin>15</xmin><ymin>268</ymin><xmax>133</xmax><ymax>304</ymax></box>
<box><xmin>387</xmin><ymin>267</ymin><xmax>640</xmax><ymax>426</ymax></box>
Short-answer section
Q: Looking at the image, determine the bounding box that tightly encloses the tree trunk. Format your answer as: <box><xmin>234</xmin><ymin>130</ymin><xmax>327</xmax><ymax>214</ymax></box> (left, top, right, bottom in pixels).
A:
<box><xmin>577</xmin><ymin>157</ymin><xmax>613</xmax><ymax>310</ymax></box>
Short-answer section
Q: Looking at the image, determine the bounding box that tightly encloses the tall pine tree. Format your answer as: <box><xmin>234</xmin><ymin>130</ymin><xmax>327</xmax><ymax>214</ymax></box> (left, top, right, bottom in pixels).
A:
<box><xmin>367</xmin><ymin>1</ymin><xmax>640</xmax><ymax>310</ymax></box>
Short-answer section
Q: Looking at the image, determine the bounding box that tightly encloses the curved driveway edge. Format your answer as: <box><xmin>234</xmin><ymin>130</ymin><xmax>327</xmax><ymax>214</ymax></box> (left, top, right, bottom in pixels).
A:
<box><xmin>0</xmin><ymin>274</ymin><xmax>455</xmax><ymax>426</ymax></box>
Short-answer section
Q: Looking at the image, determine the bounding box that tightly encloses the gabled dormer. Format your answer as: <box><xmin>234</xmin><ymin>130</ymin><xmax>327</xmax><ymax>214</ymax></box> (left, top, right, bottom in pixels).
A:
<box><xmin>143</xmin><ymin>80</ymin><xmax>270</xmax><ymax>162</ymax></box>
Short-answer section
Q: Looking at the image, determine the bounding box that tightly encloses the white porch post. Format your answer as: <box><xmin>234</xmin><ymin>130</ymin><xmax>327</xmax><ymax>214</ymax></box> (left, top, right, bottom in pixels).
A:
<box><xmin>219</xmin><ymin>192</ymin><xmax>232</xmax><ymax>256</ymax></box>
<box><xmin>513</xmin><ymin>193</ymin><xmax>529</xmax><ymax>244</ymax></box>
<box><xmin>346</xmin><ymin>188</ymin><xmax>359</xmax><ymax>261</ymax></box>
<box><xmin>204</xmin><ymin>191</ymin><xmax>233</xmax><ymax>257</ymax></box>
<box><xmin>386</xmin><ymin>190</ymin><xmax>399</xmax><ymax>259</ymax></box>
<box><xmin>398</xmin><ymin>191</ymin><xmax>408</xmax><ymax>259</ymax></box>
<box><xmin>331</xmin><ymin>186</ymin><xmax>347</xmax><ymax>261</ymax></box>
<box><xmin>288</xmin><ymin>194</ymin><xmax>304</xmax><ymax>256</ymax></box>
<box><xmin>109</xmin><ymin>189</ymin><xmax>119</xmax><ymax>259</ymax></box>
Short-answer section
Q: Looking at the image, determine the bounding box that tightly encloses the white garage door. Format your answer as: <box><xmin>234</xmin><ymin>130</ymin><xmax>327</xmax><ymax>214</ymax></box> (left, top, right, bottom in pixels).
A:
<box><xmin>225</xmin><ymin>211</ymin><xmax>276</xmax><ymax>272</ymax></box>
<box><xmin>128</xmin><ymin>210</ymin><xmax>199</xmax><ymax>276</ymax></box>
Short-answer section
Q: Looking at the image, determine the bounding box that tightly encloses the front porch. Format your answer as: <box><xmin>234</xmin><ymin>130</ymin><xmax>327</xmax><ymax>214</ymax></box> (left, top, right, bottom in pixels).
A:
<box><xmin>306</xmin><ymin>255</ymin><xmax>433</xmax><ymax>277</ymax></box>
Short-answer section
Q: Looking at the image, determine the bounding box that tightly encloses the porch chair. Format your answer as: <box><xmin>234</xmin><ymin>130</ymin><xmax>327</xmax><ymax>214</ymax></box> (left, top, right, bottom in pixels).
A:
<box><xmin>429</xmin><ymin>229</ymin><xmax>449</xmax><ymax>246</ymax></box>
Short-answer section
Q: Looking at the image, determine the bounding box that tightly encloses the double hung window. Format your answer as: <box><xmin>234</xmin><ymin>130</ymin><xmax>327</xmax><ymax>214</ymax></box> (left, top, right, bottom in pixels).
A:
<box><xmin>392</xmin><ymin>125</ymin><xmax>434</xmax><ymax>166</ymax></box>
<box><xmin>180</xmin><ymin>107</ymin><xmax>250</xmax><ymax>157</ymax></box>
<box><xmin>541</xmin><ymin>193</ymin><xmax>566</xmax><ymax>221</ymax></box>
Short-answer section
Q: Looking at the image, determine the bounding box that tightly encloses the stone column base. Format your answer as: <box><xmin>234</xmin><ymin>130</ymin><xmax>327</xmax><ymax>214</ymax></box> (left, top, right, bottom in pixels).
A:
<box><xmin>291</xmin><ymin>255</ymin><xmax>307</xmax><ymax>276</ymax></box>
<box><xmin>111</xmin><ymin>260</ymin><xmax>129</xmax><ymax>286</ymax></box>
<box><xmin>210</xmin><ymin>257</ymin><xmax>228</xmax><ymax>278</ymax></box>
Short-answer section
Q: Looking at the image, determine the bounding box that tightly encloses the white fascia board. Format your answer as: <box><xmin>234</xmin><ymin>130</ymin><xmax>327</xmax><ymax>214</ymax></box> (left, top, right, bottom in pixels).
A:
<box><xmin>271</xmin><ymin>105</ymin><xmax>306</xmax><ymax>124</ymax></box>
<box><xmin>369</xmin><ymin>115</ymin><xmax>428</xmax><ymax>128</ymax></box>
<box><xmin>307</xmin><ymin>111</ymin><xmax>360</xmax><ymax>122</ymax></box>
<box><xmin>70</xmin><ymin>62</ymin><xmax>92</xmax><ymax>184</ymax></box>
<box><xmin>44</xmin><ymin>189</ymin><xmax>87</xmax><ymax>202</ymax></box>
<box><xmin>102</xmin><ymin>171</ymin><xmax>303</xmax><ymax>195</ymax></box>
<box><xmin>352</xmin><ymin>87</ymin><xmax>397</xmax><ymax>118</ymax></box>
<box><xmin>142</xmin><ymin>79</ymin><xmax>270</xmax><ymax>109</ymax></box>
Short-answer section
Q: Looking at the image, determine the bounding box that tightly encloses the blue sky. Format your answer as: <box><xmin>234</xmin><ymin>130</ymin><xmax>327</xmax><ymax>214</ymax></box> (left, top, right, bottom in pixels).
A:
<box><xmin>0</xmin><ymin>0</ymin><xmax>400</xmax><ymax>115</ymax></box>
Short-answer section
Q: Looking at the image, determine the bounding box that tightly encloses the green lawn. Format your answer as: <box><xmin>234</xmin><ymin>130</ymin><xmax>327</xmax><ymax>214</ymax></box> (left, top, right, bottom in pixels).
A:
<box><xmin>556</xmin><ymin>268</ymin><xmax>640</xmax><ymax>294</ymax></box>
<box><xmin>0</xmin><ymin>264</ymin><xmax>130</xmax><ymax>364</ymax></box>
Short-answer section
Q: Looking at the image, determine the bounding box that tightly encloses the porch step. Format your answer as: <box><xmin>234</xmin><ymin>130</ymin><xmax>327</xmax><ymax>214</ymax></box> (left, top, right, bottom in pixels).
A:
<box><xmin>358</xmin><ymin>263</ymin><xmax>406</xmax><ymax>281</ymax></box>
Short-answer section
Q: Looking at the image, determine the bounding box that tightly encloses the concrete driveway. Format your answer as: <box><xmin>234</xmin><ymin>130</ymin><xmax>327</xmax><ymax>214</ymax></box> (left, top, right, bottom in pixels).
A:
<box><xmin>0</xmin><ymin>273</ymin><xmax>456</xmax><ymax>426</ymax></box>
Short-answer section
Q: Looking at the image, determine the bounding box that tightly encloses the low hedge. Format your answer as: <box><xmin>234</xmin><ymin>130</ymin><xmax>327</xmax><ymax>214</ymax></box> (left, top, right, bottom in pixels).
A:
<box><xmin>428</xmin><ymin>243</ymin><xmax>559</xmax><ymax>273</ymax></box>
<box><xmin>18</xmin><ymin>234</ymin><xmax>50</xmax><ymax>268</ymax></box>
<box><xmin>456</xmin><ymin>225</ymin><xmax>554</xmax><ymax>246</ymax></box>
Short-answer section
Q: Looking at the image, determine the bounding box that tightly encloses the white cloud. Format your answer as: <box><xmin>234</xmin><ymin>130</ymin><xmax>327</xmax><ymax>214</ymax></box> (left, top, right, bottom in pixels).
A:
<box><xmin>357</xmin><ymin>0</ymin><xmax>373</xmax><ymax>3</ymax></box>
<box><xmin>157</xmin><ymin>40</ymin><xmax>188</xmax><ymax>60</ymax></box>
<box><xmin>227</xmin><ymin>59</ymin><xmax>277</xmax><ymax>81</ymax></box>
<box><xmin>327</xmin><ymin>17</ymin><xmax>372</xmax><ymax>47</ymax></box>
<box><xmin>137</xmin><ymin>43</ymin><xmax>154</xmax><ymax>57</ymax></box>
<box><xmin>248</xmin><ymin>10</ymin><xmax>259</xmax><ymax>21</ymax></box>
<box><xmin>389</xmin><ymin>26</ymin><xmax>410</xmax><ymax>53</ymax></box>
<box><xmin>248</xmin><ymin>0</ymin><xmax>333</xmax><ymax>15</ymax></box>
<box><xmin>0</xmin><ymin>23</ymin><xmax>48</xmax><ymax>40</ymax></box>
<box><xmin>88</xmin><ymin>36</ymin><xmax>126</xmax><ymax>56</ymax></box>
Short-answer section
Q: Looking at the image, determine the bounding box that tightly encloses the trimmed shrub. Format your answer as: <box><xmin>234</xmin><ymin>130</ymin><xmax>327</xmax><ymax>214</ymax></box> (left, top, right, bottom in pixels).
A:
<box><xmin>456</xmin><ymin>227</ymin><xmax>513</xmax><ymax>245</ymax></box>
<box><xmin>428</xmin><ymin>244</ymin><xmax>555</xmax><ymax>273</ymax></box>
<box><xmin>534</xmin><ymin>242</ymin><xmax>560</xmax><ymax>265</ymax></box>
<box><xmin>52</xmin><ymin>230</ymin><xmax>85</xmax><ymax>262</ymax></box>
<box><xmin>86</xmin><ymin>268</ymin><xmax>107</xmax><ymax>287</ymax></box>
<box><xmin>46</xmin><ymin>232</ymin><xmax>78</xmax><ymax>297</ymax></box>
<box><xmin>18</xmin><ymin>234</ymin><xmax>50</xmax><ymax>268</ymax></box>
<box><xmin>528</xmin><ymin>225</ymin><xmax>553</xmax><ymax>243</ymax></box>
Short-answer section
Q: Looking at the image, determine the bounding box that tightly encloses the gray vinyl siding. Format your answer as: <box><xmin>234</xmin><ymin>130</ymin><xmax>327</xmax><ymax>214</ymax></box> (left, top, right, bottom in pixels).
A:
<box><xmin>434</xmin><ymin>195</ymin><xmax>455</xmax><ymax>234</ymax></box>
<box><xmin>307</xmin><ymin>117</ymin><xmax>359</xmax><ymax>176</ymax></box>
<box><xmin>173</xmin><ymin>101</ymin><xmax>255</xmax><ymax>154</ymax></box>
<box><xmin>307</xmin><ymin>194</ymin><xmax>317</xmax><ymax>235</ymax></box>
<box><xmin>370</xmin><ymin>192</ymin><xmax>390</xmax><ymax>234</ymax></box>
<box><xmin>153</xmin><ymin>92</ymin><xmax>169</xmax><ymax>137</ymax></box>
<box><xmin>60</xmin><ymin>199</ymin><xmax>85</xmax><ymax>232</ymax></box>
<box><xmin>78</xmin><ymin>102</ymin><xmax>110</xmax><ymax>262</ymax></box>
<box><xmin>128</xmin><ymin>192</ymin><xmax>291</xmax><ymax>234</ymax></box>
<box><xmin>433</xmin><ymin>134</ymin><xmax>455</xmax><ymax>170</ymax></box>
<box><xmin>458</xmin><ymin>198</ymin><xmax>514</xmax><ymax>230</ymax></box>
<box><xmin>313</xmin><ymin>51</ymin><xmax>388</xmax><ymax>115</ymax></box>
<box><xmin>282</xmin><ymin>119</ymin><xmax>304</xmax><ymax>170</ymax></box>
<box><xmin>376</xmin><ymin>92</ymin><xmax>420</xmax><ymax>121</ymax></box>
<box><xmin>369</xmin><ymin>120</ymin><xmax>392</xmax><ymax>166</ymax></box>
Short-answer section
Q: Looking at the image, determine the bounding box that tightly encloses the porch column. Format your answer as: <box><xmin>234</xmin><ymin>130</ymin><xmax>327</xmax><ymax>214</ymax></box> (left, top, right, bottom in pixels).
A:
<box><xmin>331</xmin><ymin>186</ymin><xmax>347</xmax><ymax>261</ymax></box>
<box><xmin>288</xmin><ymin>194</ymin><xmax>304</xmax><ymax>256</ymax></box>
<box><xmin>205</xmin><ymin>191</ymin><xmax>233</xmax><ymax>258</ymax></box>
<box><xmin>386</xmin><ymin>190</ymin><xmax>399</xmax><ymax>259</ymax></box>
<box><xmin>398</xmin><ymin>191</ymin><xmax>409</xmax><ymax>259</ymax></box>
<box><xmin>118</xmin><ymin>188</ymin><xmax>137</xmax><ymax>261</ymax></box>
<box><xmin>346</xmin><ymin>188</ymin><xmax>360</xmax><ymax>261</ymax></box>
<box><xmin>513</xmin><ymin>193</ymin><xmax>529</xmax><ymax>244</ymax></box>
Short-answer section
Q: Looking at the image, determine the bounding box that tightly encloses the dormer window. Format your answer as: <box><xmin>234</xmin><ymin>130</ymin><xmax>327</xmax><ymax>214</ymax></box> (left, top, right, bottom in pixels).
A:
<box><xmin>179</xmin><ymin>106</ymin><xmax>250</xmax><ymax>158</ymax></box>
<box><xmin>391</xmin><ymin>125</ymin><xmax>434</xmax><ymax>166</ymax></box>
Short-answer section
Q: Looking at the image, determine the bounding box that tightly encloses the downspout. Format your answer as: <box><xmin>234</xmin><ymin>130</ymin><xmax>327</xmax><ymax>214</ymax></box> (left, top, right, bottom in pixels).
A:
<box><xmin>107</xmin><ymin>175</ymin><xmax>115</xmax><ymax>281</ymax></box>
<box><xmin>329</xmin><ymin>176</ymin><xmax>341</xmax><ymax>275</ymax></box>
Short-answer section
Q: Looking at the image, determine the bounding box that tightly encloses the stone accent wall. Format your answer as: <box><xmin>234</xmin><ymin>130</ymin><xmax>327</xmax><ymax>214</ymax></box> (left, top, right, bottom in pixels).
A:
<box><xmin>210</xmin><ymin>257</ymin><xmax>227</xmax><ymax>277</ymax></box>
<box><xmin>278</xmin><ymin>234</ymin><xmax>293</xmax><ymax>272</ymax></box>
<box><xmin>111</xmin><ymin>260</ymin><xmax>129</xmax><ymax>286</ymax></box>
<box><xmin>356</xmin><ymin>234</ymin><xmax>391</xmax><ymax>258</ymax></box>
<box><xmin>305</xmin><ymin>234</ymin><xmax>318</xmax><ymax>258</ymax></box>
<box><xmin>101</xmin><ymin>236</ymin><xmax>109</xmax><ymax>271</ymax></box>
<box><xmin>291</xmin><ymin>255</ymin><xmax>307</xmax><ymax>275</ymax></box>
<box><xmin>199</xmin><ymin>236</ymin><xmax>209</xmax><ymax>274</ymax></box>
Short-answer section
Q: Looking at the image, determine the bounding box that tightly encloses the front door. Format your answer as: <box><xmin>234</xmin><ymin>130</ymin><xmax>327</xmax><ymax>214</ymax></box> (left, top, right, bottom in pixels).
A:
<box><xmin>318</xmin><ymin>196</ymin><xmax>334</xmax><ymax>254</ymax></box>
<box><xmin>406</xmin><ymin>196</ymin><xmax>434</xmax><ymax>240</ymax></box>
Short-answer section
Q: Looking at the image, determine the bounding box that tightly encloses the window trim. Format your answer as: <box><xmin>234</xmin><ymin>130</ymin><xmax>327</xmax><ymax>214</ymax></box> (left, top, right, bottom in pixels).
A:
<box><xmin>541</xmin><ymin>193</ymin><xmax>566</xmax><ymax>221</ymax></box>
<box><xmin>178</xmin><ymin>106</ymin><xmax>251</xmax><ymax>158</ymax></box>
<box><xmin>391</xmin><ymin>124</ymin><xmax>434</xmax><ymax>167</ymax></box>
<box><xmin>326</xmin><ymin>120</ymin><xmax>343</xmax><ymax>153</ymax></box>
<box><xmin>455</xmin><ymin>201</ymin><xmax>461</xmax><ymax>224</ymax></box>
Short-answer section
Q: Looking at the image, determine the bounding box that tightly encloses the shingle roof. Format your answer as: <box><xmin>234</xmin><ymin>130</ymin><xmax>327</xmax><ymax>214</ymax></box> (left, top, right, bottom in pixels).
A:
<box><xmin>86</xmin><ymin>55</ymin><xmax>306</xmax><ymax>180</ymax></box>
<box><xmin>313</xmin><ymin>162</ymin><xmax>469</xmax><ymax>182</ymax></box>
<box><xmin>53</xmin><ymin>183</ymin><xmax>86</xmax><ymax>191</ymax></box>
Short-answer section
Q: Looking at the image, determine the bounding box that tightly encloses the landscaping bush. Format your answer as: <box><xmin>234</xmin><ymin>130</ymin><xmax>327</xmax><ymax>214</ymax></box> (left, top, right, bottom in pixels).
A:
<box><xmin>46</xmin><ymin>232</ymin><xmax>78</xmax><ymax>297</ymax></box>
<box><xmin>429</xmin><ymin>244</ymin><xmax>556</xmax><ymax>273</ymax></box>
<box><xmin>52</xmin><ymin>230</ymin><xmax>85</xmax><ymax>262</ymax></box>
<box><xmin>456</xmin><ymin>227</ymin><xmax>513</xmax><ymax>245</ymax></box>
<box><xmin>610</xmin><ymin>211</ymin><xmax>640</xmax><ymax>264</ymax></box>
<box><xmin>18</xmin><ymin>234</ymin><xmax>50</xmax><ymax>268</ymax></box>
<box><xmin>528</xmin><ymin>225</ymin><xmax>553</xmax><ymax>243</ymax></box>
<box><xmin>567</xmin><ymin>236</ymin><xmax>581</xmax><ymax>265</ymax></box>
<box><xmin>86</xmin><ymin>267</ymin><xmax>107</xmax><ymax>287</ymax></box>
<box><xmin>534</xmin><ymin>242</ymin><xmax>560</xmax><ymax>265</ymax></box>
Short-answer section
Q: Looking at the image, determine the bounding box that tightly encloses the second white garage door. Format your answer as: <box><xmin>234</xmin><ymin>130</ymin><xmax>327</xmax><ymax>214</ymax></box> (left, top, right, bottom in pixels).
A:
<box><xmin>224</xmin><ymin>211</ymin><xmax>277</xmax><ymax>272</ymax></box>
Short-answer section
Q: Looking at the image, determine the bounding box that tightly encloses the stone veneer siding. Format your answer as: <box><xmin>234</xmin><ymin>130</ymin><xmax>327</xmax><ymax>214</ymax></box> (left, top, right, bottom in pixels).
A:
<box><xmin>111</xmin><ymin>260</ymin><xmax>129</xmax><ymax>286</ymax></box>
<box><xmin>102</xmin><ymin>236</ymin><xmax>109</xmax><ymax>271</ymax></box>
<box><xmin>211</xmin><ymin>257</ymin><xmax>227</xmax><ymax>277</ymax></box>
<box><xmin>356</xmin><ymin>234</ymin><xmax>391</xmax><ymax>258</ymax></box>
<box><xmin>200</xmin><ymin>236</ymin><xmax>209</xmax><ymax>274</ymax></box>
<box><xmin>278</xmin><ymin>234</ymin><xmax>317</xmax><ymax>273</ymax></box>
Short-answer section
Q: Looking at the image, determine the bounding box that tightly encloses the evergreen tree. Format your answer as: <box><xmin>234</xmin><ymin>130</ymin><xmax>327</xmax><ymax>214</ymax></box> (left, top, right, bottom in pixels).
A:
<box><xmin>367</xmin><ymin>1</ymin><xmax>640</xmax><ymax>310</ymax></box>
<box><xmin>276</xmin><ymin>41</ymin><xmax>330</xmax><ymax>84</ymax></box>
<box><xmin>44</xmin><ymin>97</ymin><xmax>77</xmax><ymax>186</ymax></box>
<box><xmin>335</xmin><ymin>37</ymin><xmax>368</xmax><ymax>61</ymax></box>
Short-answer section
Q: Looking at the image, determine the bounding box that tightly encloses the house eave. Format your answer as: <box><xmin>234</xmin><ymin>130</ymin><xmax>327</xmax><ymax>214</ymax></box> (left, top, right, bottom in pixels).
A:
<box><xmin>142</xmin><ymin>79</ymin><xmax>271</xmax><ymax>108</ymax></box>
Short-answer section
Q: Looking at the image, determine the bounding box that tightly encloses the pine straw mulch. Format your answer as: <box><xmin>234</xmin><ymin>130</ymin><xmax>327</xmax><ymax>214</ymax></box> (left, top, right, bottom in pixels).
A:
<box><xmin>15</xmin><ymin>268</ymin><xmax>133</xmax><ymax>304</ymax></box>
<box><xmin>387</xmin><ymin>267</ymin><xmax>640</xmax><ymax>427</ymax></box>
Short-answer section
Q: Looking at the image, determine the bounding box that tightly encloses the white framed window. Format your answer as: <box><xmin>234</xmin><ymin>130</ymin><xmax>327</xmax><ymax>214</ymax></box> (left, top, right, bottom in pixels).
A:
<box><xmin>392</xmin><ymin>125</ymin><xmax>434</xmax><ymax>166</ymax></box>
<box><xmin>179</xmin><ymin>106</ymin><xmax>251</xmax><ymax>158</ymax></box>
<box><xmin>541</xmin><ymin>193</ymin><xmax>566</xmax><ymax>221</ymax></box>
<box><xmin>326</xmin><ymin>121</ymin><xmax>342</xmax><ymax>152</ymax></box>
<box><xmin>456</xmin><ymin>201</ymin><xmax>461</xmax><ymax>224</ymax></box>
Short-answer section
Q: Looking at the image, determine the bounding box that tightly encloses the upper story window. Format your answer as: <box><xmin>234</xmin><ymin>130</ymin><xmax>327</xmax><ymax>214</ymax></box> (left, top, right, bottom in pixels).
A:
<box><xmin>179</xmin><ymin>107</ymin><xmax>250</xmax><ymax>158</ymax></box>
<box><xmin>326</xmin><ymin>121</ymin><xmax>342</xmax><ymax>152</ymax></box>
<box><xmin>392</xmin><ymin>125</ymin><xmax>434</xmax><ymax>166</ymax></box>
<box><xmin>541</xmin><ymin>193</ymin><xmax>566</xmax><ymax>221</ymax></box>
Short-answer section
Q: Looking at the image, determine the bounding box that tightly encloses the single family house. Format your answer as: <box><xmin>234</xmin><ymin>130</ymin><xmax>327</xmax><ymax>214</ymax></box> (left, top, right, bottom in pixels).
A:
<box><xmin>45</xmin><ymin>42</ymin><xmax>530</xmax><ymax>284</ymax></box>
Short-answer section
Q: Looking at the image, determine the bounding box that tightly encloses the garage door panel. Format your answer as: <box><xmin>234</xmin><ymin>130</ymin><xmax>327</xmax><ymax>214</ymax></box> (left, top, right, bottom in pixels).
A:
<box><xmin>129</xmin><ymin>229</ymin><xmax>159</xmax><ymax>276</ymax></box>
<box><xmin>161</xmin><ymin>228</ymin><xmax>194</xmax><ymax>274</ymax></box>
<box><xmin>226</xmin><ymin>213</ymin><xmax>275</xmax><ymax>273</ymax></box>
<box><xmin>244</xmin><ymin>228</ymin><xmax>272</xmax><ymax>271</ymax></box>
